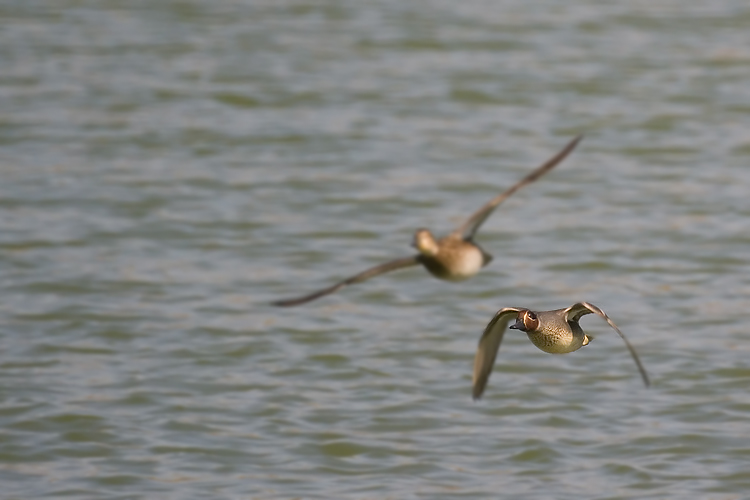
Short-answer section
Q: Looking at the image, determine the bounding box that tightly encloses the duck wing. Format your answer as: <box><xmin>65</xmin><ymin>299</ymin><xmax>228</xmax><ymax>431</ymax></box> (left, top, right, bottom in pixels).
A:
<box><xmin>453</xmin><ymin>135</ymin><xmax>583</xmax><ymax>241</ymax></box>
<box><xmin>472</xmin><ymin>307</ymin><xmax>523</xmax><ymax>399</ymax></box>
<box><xmin>564</xmin><ymin>302</ymin><xmax>650</xmax><ymax>387</ymax></box>
<box><xmin>270</xmin><ymin>255</ymin><xmax>421</xmax><ymax>307</ymax></box>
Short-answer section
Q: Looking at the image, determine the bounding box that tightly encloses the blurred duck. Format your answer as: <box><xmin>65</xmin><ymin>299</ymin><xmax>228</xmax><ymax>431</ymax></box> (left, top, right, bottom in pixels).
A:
<box><xmin>272</xmin><ymin>135</ymin><xmax>582</xmax><ymax>307</ymax></box>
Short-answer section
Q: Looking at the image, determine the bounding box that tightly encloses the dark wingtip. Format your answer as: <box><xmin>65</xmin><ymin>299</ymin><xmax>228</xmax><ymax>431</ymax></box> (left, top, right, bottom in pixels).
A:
<box><xmin>563</xmin><ymin>134</ymin><xmax>584</xmax><ymax>153</ymax></box>
<box><xmin>269</xmin><ymin>298</ymin><xmax>302</xmax><ymax>307</ymax></box>
<box><xmin>472</xmin><ymin>386</ymin><xmax>484</xmax><ymax>401</ymax></box>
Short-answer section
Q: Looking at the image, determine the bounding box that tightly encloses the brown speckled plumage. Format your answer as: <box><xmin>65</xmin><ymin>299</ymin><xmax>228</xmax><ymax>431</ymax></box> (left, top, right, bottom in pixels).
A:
<box><xmin>524</xmin><ymin>309</ymin><xmax>589</xmax><ymax>353</ymax></box>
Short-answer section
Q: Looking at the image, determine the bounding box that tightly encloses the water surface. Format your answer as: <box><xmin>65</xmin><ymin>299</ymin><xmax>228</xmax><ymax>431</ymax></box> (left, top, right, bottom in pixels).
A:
<box><xmin>2</xmin><ymin>1</ymin><xmax>750</xmax><ymax>498</ymax></box>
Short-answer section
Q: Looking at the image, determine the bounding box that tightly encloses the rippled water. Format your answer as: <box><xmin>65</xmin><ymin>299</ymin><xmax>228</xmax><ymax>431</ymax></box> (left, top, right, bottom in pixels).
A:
<box><xmin>2</xmin><ymin>1</ymin><xmax>750</xmax><ymax>498</ymax></box>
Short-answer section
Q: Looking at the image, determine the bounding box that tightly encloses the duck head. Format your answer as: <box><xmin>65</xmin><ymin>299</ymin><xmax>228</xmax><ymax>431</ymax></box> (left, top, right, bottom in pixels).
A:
<box><xmin>510</xmin><ymin>309</ymin><xmax>539</xmax><ymax>332</ymax></box>
<box><xmin>412</xmin><ymin>228</ymin><xmax>439</xmax><ymax>257</ymax></box>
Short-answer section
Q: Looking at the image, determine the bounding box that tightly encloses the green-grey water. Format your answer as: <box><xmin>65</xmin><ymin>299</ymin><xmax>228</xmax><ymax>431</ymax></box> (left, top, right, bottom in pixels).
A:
<box><xmin>2</xmin><ymin>1</ymin><xmax>750</xmax><ymax>498</ymax></box>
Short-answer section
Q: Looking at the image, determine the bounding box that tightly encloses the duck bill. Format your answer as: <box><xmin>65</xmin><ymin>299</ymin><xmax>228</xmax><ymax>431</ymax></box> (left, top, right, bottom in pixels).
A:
<box><xmin>509</xmin><ymin>318</ymin><xmax>526</xmax><ymax>331</ymax></box>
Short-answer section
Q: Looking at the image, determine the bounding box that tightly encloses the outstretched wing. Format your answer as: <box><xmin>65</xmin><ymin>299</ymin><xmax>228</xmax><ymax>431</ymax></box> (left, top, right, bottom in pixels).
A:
<box><xmin>270</xmin><ymin>256</ymin><xmax>421</xmax><ymax>307</ymax></box>
<box><xmin>472</xmin><ymin>307</ymin><xmax>523</xmax><ymax>400</ymax></box>
<box><xmin>453</xmin><ymin>135</ymin><xmax>583</xmax><ymax>241</ymax></box>
<box><xmin>564</xmin><ymin>302</ymin><xmax>650</xmax><ymax>387</ymax></box>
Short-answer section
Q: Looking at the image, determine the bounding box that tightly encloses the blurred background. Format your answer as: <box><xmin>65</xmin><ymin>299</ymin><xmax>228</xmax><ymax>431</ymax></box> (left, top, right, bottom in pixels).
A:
<box><xmin>1</xmin><ymin>1</ymin><xmax>750</xmax><ymax>498</ymax></box>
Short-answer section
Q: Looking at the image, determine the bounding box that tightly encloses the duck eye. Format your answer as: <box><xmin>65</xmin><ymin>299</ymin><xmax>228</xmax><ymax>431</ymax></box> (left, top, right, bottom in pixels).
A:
<box><xmin>526</xmin><ymin>311</ymin><xmax>537</xmax><ymax>321</ymax></box>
